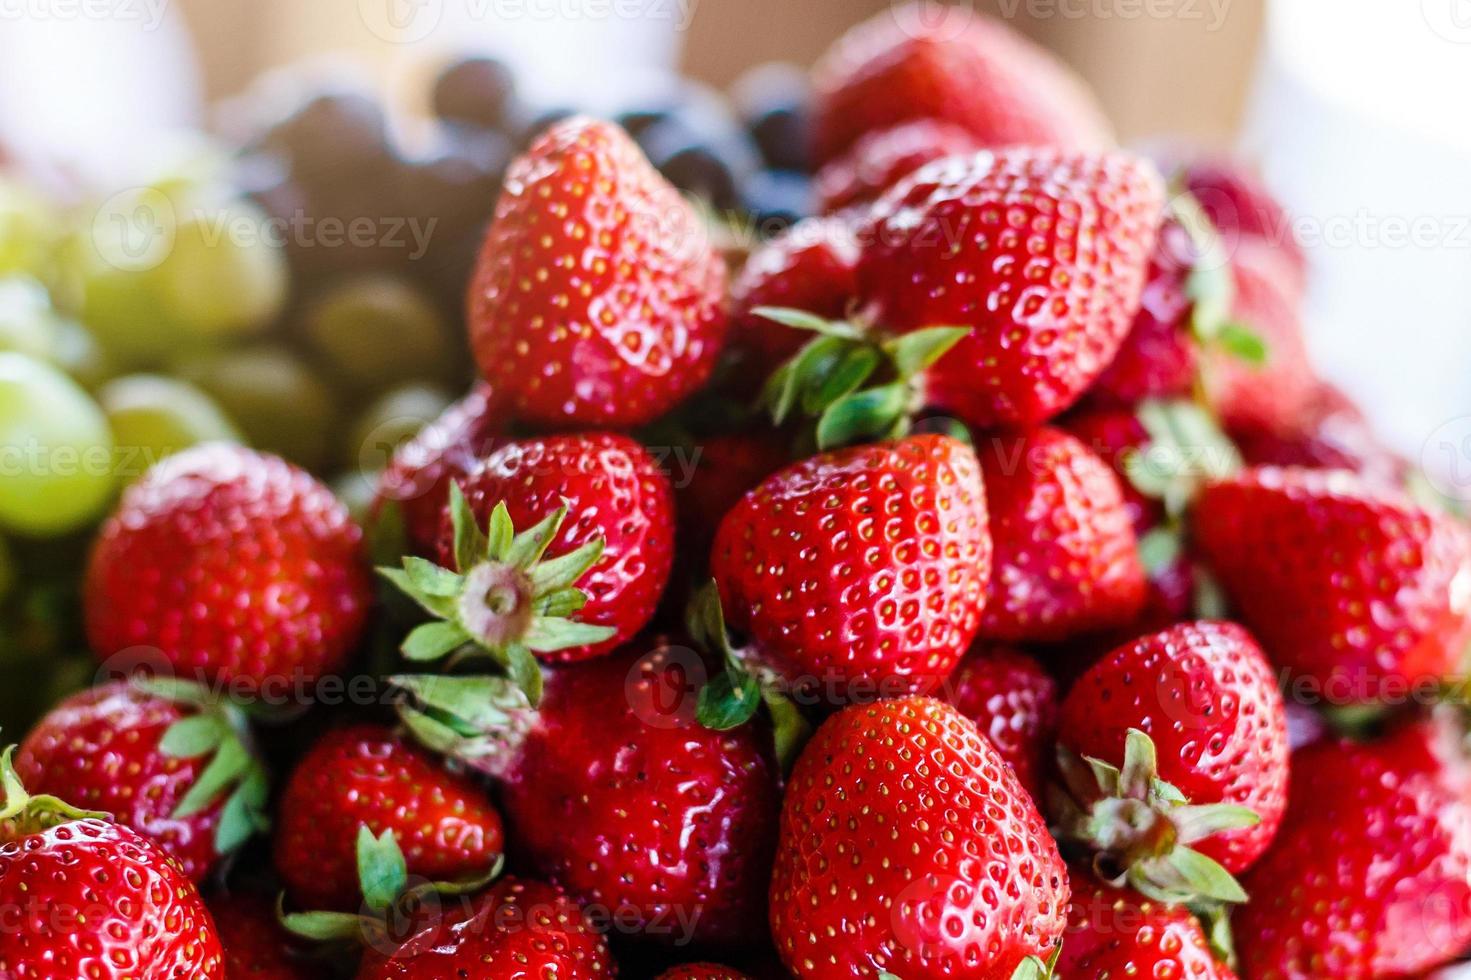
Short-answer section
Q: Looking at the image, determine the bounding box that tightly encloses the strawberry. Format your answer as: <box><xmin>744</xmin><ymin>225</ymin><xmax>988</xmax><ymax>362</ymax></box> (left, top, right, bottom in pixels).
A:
<box><xmin>814</xmin><ymin>118</ymin><xmax>980</xmax><ymax>213</ymax></box>
<box><xmin>16</xmin><ymin>679</ymin><xmax>269</xmax><ymax>882</ymax></box>
<box><xmin>373</xmin><ymin>383</ymin><xmax>504</xmax><ymax>557</ymax></box>
<box><xmin>1236</xmin><ymin>717</ymin><xmax>1471</xmax><ymax>978</ymax></box>
<box><xmin>428</xmin><ymin>432</ymin><xmax>675</xmax><ymax>663</ymax></box>
<box><xmin>358</xmin><ymin>876</ymin><xmax>614</xmax><ymax>980</ymax></box>
<box><xmin>1055</xmin><ymin>622</ymin><xmax>1290</xmax><ymax>888</ymax></box>
<box><xmin>1055</xmin><ymin>867</ymin><xmax>1236</xmax><ymax>979</ymax></box>
<box><xmin>769</xmin><ymin>696</ymin><xmax>1069</xmax><ymax>978</ymax></box>
<box><xmin>85</xmin><ymin>443</ymin><xmax>373</xmax><ymax>691</ymax></box>
<box><xmin>467</xmin><ymin>116</ymin><xmax>728</xmax><ymax>428</ymax></box>
<box><xmin>811</xmin><ymin>3</ymin><xmax>1112</xmax><ymax>164</ymax></box>
<box><xmin>390</xmin><ymin>637</ymin><xmax>782</xmax><ymax>949</ymax></box>
<box><xmin>1192</xmin><ymin>466</ymin><xmax>1471</xmax><ymax>702</ymax></box>
<box><xmin>946</xmin><ymin>644</ymin><xmax>1057</xmax><ymax>800</ymax></box>
<box><xmin>1228</xmin><ymin>382</ymin><xmax>1405</xmax><ymax>488</ymax></box>
<box><xmin>273</xmin><ymin>724</ymin><xmax>504</xmax><ymax>912</ymax></box>
<box><xmin>656</xmin><ymin>967</ymin><xmax>751</xmax><ymax>980</ymax></box>
<box><xmin>675</xmin><ymin>430</ymin><xmax>791</xmax><ymax>573</ymax></box>
<box><xmin>848</xmin><ymin>147</ymin><xmax>1164</xmax><ymax>431</ymax></box>
<box><xmin>729</xmin><ymin>216</ymin><xmax>857</xmax><ymax>380</ymax></box>
<box><xmin>1170</xmin><ymin>154</ymin><xmax>1307</xmax><ymax>292</ymax></box>
<box><xmin>210</xmin><ymin>891</ymin><xmax>314</xmax><ymax>980</ymax></box>
<box><xmin>1061</xmin><ymin>405</ymin><xmax>1165</xmax><ymax>534</ymax></box>
<box><xmin>710</xmin><ymin>433</ymin><xmax>990</xmax><ymax>700</ymax></box>
<box><xmin>976</xmin><ymin>427</ymin><xmax>1146</xmax><ymax>642</ymax></box>
<box><xmin>0</xmin><ymin>746</ymin><xmax>225</xmax><ymax>978</ymax></box>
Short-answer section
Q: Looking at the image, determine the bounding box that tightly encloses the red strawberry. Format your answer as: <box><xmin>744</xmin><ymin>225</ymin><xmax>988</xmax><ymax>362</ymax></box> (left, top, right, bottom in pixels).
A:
<box><xmin>391</xmin><ymin>637</ymin><xmax>781</xmax><ymax>949</ymax></box>
<box><xmin>1061</xmin><ymin>405</ymin><xmax>1164</xmax><ymax>534</ymax></box>
<box><xmin>1056</xmin><ymin>621</ymin><xmax>1290</xmax><ymax>884</ymax></box>
<box><xmin>16</xmin><ymin>680</ymin><xmax>268</xmax><ymax>882</ymax></box>
<box><xmin>1056</xmin><ymin>868</ymin><xmax>1236</xmax><ymax>979</ymax></box>
<box><xmin>976</xmin><ymin>427</ymin><xmax>1146</xmax><ymax>642</ymax></box>
<box><xmin>373</xmin><ymin>383</ymin><xmax>504</xmax><ymax>557</ymax></box>
<box><xmin>210</xmin><ymin>892</ymin><xmax>314</xmax><ymax>980</ymax></box>
<box><xmin>1228</xmin><ymin>382</ymin><xmax>1405</xmax><ymax>488</ymax></box>
<box><xmin>676</xmin><ymin>430</ymin><xmax>791</xmax><ymax>567</ymax></box>
<box><xmin>85</xmin><ymin>444</ymin><xmax>373</xmax><ymax>690</ymax></box>
<box><xmin>711</xmin><ymin>433</ymin><xmax>990</xmax><ymax>700</ymax></box>
<box><xmin>1171</xmin><ymin>154</ymin><xmax>1307</xmax><ymax>292</ymax></box>
<box><xmin>358</xmin><ymin>876</ymin><xmax>614</xmax><ymax>980</ymax></box>
<box><xmin>946</xmin><ymin>645</ymin><xmax>1057</xmax><ymax>800</ymax></box>
<box><xmin>1192</xmin><ymin>466</ymin><xmax>1471</xmax><ymax>702</ymax></box>
<box><xmin>429</xmin><ymin>432</ymin><xmax>675</xmax><ymax>663</ymax></box>
<box><xmin>729</xmin><ymin>216</ymin><xmax>857</xmax><ymax>380</ymax></box>
<box><xmin>811</xmin><ymin>3</ymin><xmax>1112</xmax><ymax>164</ymax></box>
<box><xmin>656</xmin><ymin>967</ymin><xmax>751</xmax><ymax>980</ymax></box>
<box><xmin>1236</xmin><ymin>718</ymin><xmax>1471</xmax><ymax>978</ymax></box>
<box><xmin>770</xmin><ymin>696</ymin><xmax>1069</xmax><ymax>978</ymax></box>
<box><xmin>468</xmin><ymin>116</ymin><xmax>728</xmax><ymax>427</ymax></box>
<box><xmin>814</xmin><ymin>118</ymin><xmax>980</xmax><ymax>213</ymax></box>
<box><xmin>273</xmin><ymin>724</ymin><xmax>504</xmax><ymax>912</ymax></box>
<box><xmin>0</xmin><ymin>747</ymin><xmax>225</xmax><ymax>978</ymax></box>
<box><xmin>857</xmin><ymin>148</ymin><xmax>1164</xmax><ymax>429</ymax></box>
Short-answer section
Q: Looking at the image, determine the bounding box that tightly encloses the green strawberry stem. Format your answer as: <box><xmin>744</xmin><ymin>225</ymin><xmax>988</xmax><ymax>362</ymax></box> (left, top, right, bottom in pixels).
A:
<box><xmin>687</xmin><ymin>581</ymin><xmax>812</xmax><ymax>772</ymax></box>
<box><xmin>1170</xmin><ymin>190</ymin><xmax>1267</xmax><ymax>368</ymax></box>
<box><xmin>754</xmin><ymin>307</ymin><xmax>969</xmax><ymax>450</ymax></box>
<box><xmin>1123</xmin><ymin>399</ymin><xmax>1241</xmax><ymax>522</ymax></box>
<box><xmin>1051</xmin><ymin>729</ymin><xmax>1257</xmax><ymax>906</ymax></box>
<box><xmin>378</xmin><ymin>483</ymin><xmax>618</xmax><ymax>706</ymax></box>
<box><xmin>0</xmin><ymin>745</ymin><xmax>110</xmax><ymax>842</ymax></box>
<box><xmin>388</xmin><ymin>673</ymin><xmax>538</xmax><ymax>780</ymax></box>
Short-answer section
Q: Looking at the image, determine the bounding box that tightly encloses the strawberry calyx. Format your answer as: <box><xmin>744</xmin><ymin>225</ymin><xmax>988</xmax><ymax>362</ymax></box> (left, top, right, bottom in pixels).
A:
<box><xmin>1051</xmin><ymin>729</ymin><xmax>1258</xmax><ymax>907</ymax></box>
<box><xmin>1122</xmin><ymin>399</ymin><xmax>1240</xmax><ymax>520</ymax></box>
<box><xmin>687</xmin><ymin>580</ymin><xmax>812</xmax><ymax>772</ymax></box>
<box><xmin>1170</xmin><ymin>191</ymin><xmax>1265</xmax><ymax>367</ymax></box>
<box><xmin>280</xmin><ymin>824</ymin><xmax>503</xmax><ymax>947</ymax></box>
<box><xmin>386</xmin><ymin>673</ymin><xmax>538</xmax><ymax>781</ymax></box>
<box><xmin>754</xmin><ymin>306</ymin><xmax>969</xmax><ymax>450</ymax></box>
<box><xmin>135</xmin><ymin>676</ymin><xmax>272</xmax><ymax>858</ymax></box>
<box><xmin>0</xmin><ymin>745</ymin><xmax>110</xmax><ymax>841</ymax></box>
<box><xmin>379</xmin><ymin>482</ymin><xmax>617</xmax><ymax>706</ymax></box>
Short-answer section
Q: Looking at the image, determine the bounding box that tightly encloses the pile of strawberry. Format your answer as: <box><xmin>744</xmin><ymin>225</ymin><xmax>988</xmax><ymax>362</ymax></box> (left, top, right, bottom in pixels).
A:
<box><xmin>7</xmin><ymin>6</ymin><xmax>1471</xmax><ymax>979</ymax></box>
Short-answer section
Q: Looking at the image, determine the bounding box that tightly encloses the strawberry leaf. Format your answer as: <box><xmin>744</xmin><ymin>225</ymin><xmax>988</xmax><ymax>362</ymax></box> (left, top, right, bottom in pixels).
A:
<box><xmin>882</xmin><ymin>325</ymin><xmax>969</xmax><ymax>378</ymax></box>
<box><xmin>403</xmin><ymin>557</ymin><xmax>462</xmax><ymax>598</ymax></box>
<box><xmin>401</xmin><ymin>621</ymin><xmax>472</xmax><ymax>662</ymax></box>
<box><xmin>173</xmin><ymin>737</ymin><xmax>249</xmax><ymax>819</ymax></box>
<box><xmin>697</xmin><ymin>666</ymin><xmax>762</xmax><ymax>730</ymax></box>
<box><xmin>449</xmin><ymin>481</ymin><xmax>488</xmax><ymax>574</ymax></box>
<box><xmin>816</xmin><ymin>382</ymin><xmax>909</xmax><ymax>450</ymax></box>
<box><xmin>158</xmin><ymin>715</ymin><xmax>228</xmax><ymax>759</ymax></box>
<box><xmin>752</xmin><ymin>306</ymin><xmax>863</xmax><ymax>338</ymax></box>
<box><xmin>278</xmin><ymin>906</ymin><xmax>370</xmax><ymax>943</ymax></box>
<box><xmin>1216</xmin><ymin>322</ymin><xmax>1268</xmax><ymax>366</ymax></box>
<box><xmin>356</xmin><ymin>827</ymin><xmax>409</xmax><ymax>915</ymax></box>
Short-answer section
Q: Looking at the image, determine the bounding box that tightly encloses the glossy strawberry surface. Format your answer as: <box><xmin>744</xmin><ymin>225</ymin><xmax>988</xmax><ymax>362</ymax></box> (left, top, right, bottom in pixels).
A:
<box><xmin>976</xmin><ymin>427</ymin><xmax>1146</xmax><ymax>642</ymax></box>
<box><xmin>1193</xmin><ymin>466</ymin><xmax>1471</xmax><ymax>702</ymax></box>
<box><xmin>770</xmin><ymin>696</ymin><xmax>1068</xmax><ymax>978</ymax></box>
<box><xmin>811</xmin><ymin>3</ymin><xmax>1112</xmax><ymax>164</ymax></box>
<box><xmin>274</xmin><ymin>724</ymin><xmax>505</xmax><ymax>911</ymax></box>
<box><xmin>712</xmin><ymin>433</ymin><xmax>990</xmax><ymax>700</ymax></box>
<box><xmin>814</xmin><ymin>117</ymin><xmax>979</xmax><ymax>213</ymax></box>
<box><xmin>0</xmin><ymin>818</ymin><xmax>224</xmax><ymax>979</ymax></box>
<box><xmin>439</xmin><ymin>431</ymin><xmax>675</xmax><ymax>662</ymax></box>
<box><xmin>859</xmin><ymin>148</ymin><xmax>1164</xmax><ymax>428</ymax></box>
<box><xmin>1059</xmin><ymin>621</ymin><xmax>1291</xmax><ymax>873</ymax></box>
<box><xmin>468</xmin><ymin>116</ymin><xmax>727</xmax><ymax>427</ymax></box>
<box><xmin>85</xmin><ymin>444</ymin><xmax>372</xmax><ymax>690</ymax></box>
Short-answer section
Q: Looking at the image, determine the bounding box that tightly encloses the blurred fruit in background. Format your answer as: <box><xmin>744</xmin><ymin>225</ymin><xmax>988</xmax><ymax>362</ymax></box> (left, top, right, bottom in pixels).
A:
<box><xmin>97</xmin><ymin>374</ymin><xmax>241</xmax><ymax>482</ymax></box>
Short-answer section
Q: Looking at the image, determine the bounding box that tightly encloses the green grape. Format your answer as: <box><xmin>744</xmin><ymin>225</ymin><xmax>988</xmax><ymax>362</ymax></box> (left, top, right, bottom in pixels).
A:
<box><xmin>153</xmin><ymin>200</ymin><xmax>288</xmax><ymax>342</ymax></box>
<box><xmin>49</xmin><ymin>319</ymin><xmax>114</xmax><ymax>390</ymax></box>
<box><xmin>0</xmin><ymin>179</ymin><xmax>59</xmax><ymax>278</ymax></box>
<box><xmin>70</xmin><ymin>211</ymin><xmax>186</xmax><ymax>369</ymax></box>
<box><xmin>303</xmin><ymin>273</ymin><xmax>453</xmax><ymax>391</ymax></box>
<box><xmin>99</xmin><ymin>374</ymin><xmax>242</xmax><ymax>483</ymax></box>
<box><xmin>0</xmin><ymin>352</ymin><xmax>115</xmax><ymax>536</ymax></box>
<box><xmin>0</xmin><ymin>276</ymin><xmax>60</xmax><ymax>360</ymax></box>
<box><xmin>346</xmin><ymin>382</ymin><xmax>453</xmax><ymax>483</ymax></box>
<box><xmin>178</xmin><ymin>345</ymin><xmax>337</xmax><ymax>472</ymax></box>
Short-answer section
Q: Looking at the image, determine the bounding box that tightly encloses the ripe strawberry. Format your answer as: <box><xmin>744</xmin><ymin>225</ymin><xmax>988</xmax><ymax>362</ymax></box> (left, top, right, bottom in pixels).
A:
<box><xmin>391</xmin><ymin>637</ymin><xmax>781</xmax><ymax>949</ymax></box>
<box><xmin>359</xmin><ymin>876</ymin><xmax>614</xmax><ymax>980</ymax></box>
<box><xmin>1192</xmin><ymin>466</ymin><xmax>1471</xmax><ymax>702</ymax></box>
<box><xmin>1171</xmin><ymin>154</ymin><xmax>1307</xmax><ymax>292</ymax></box>
<box><xmin>814</xmin><ymin>118</ymin><xmax>980</xmax><ymax>213</ymax></box>
<box><xmin>976</xmin><ymin>427</ymin><xmax>1146</xmax><ymax>642</ymax></box>
<box><xmin>428</xmin><ymin>432</ymin><xmax>675</xmax><ymax>663</ymax></box>
<box><xmin>1056</xmin><ymin>621</ymin><xmax>1290</xmax><ymax>884</ymax></box>
<box><xmin>657</xmin><ymin>966</ymin><xmax>751</xmax><ymax>980</ymax></box>
<box><xmin>946</xmin><ymin>645</ymin><xmax>1057</xmax><ymax>800</ymax></box>
<box><xmin>856</xmin><ymin>148</ymin><xmax>1164</xmax><ymax>429</ymax></box>
<box><xmin>373</xmin><ymin>383</ymin><xmax>504</xmax><ymax>557</ymax></box>
<box><xmin>468</xmin><ymin>116</ymin><xmax>728</xmax><ymax>427</ymax></box>
<box><xmin>16</xmin><ymin>679</ymin><xmax>269</xmax><ymax>882</ymax></box>
<box><xmin>210</xmin><ymin>892</ymin><xmax>313</xmax><ymax>980</ymax></box>
<box><xmin>770</xmin><ymin>696</ymin><xmax>1068</xmax><ymax>978</ymax></box>
<box><xmin>1236</xmin><ymin>718</ymin><xmax>1471</xmax><ymax>978</ymax></box>
<box><xmin>676</xmin><ymin>430</ymin><xmax>791</xmax><ymax>569</ymax></box>
<box><xmin>1056</xmin><ymin>867</ymin><xmax>1236</xmax><ymax>979</ymax></box>
<box><xmin>85</xmin><ymin>443</ymin><xmax>373</xmax><ymax>690</ymax></box>
<box><xmin>711</xmin><ymin>433</ymin><xmax>990</xmax><ymax>700</ymax></box>
<box><xmin>0</xmin><ymin>747</ymin><xmax>225</xmax><ymax>978</ymax></box>
<box><xmin>1228</xmin><ymin>382</ymin><xmax>1405</xmax><ymax>488</ymax></box>
<box><xmin>1061</xmin><ymin>405</ymin><xmax>1164</xmax><ymax>534</ymax></box>
<box><xmin>729</xmin><ymin>216</ymin><xmax>857</xmax><ymax>380</ymax></box>
<box><xmin>811</xmin><ymin>3</ymin><xmax>1112</xmax><ymax>164</ymax></box>
<box><xmin>273</xmin><ymin>724</ymin><xmax>504</xmax><ymax>911</ymax></box>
